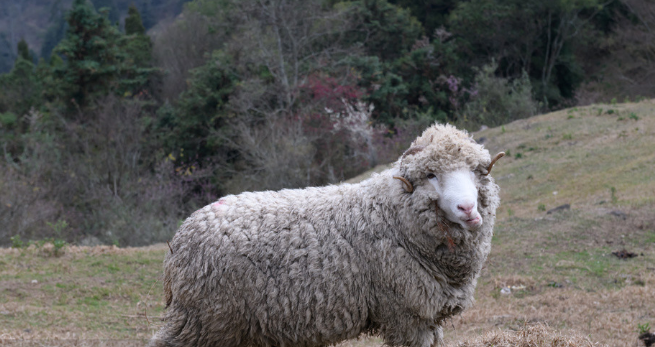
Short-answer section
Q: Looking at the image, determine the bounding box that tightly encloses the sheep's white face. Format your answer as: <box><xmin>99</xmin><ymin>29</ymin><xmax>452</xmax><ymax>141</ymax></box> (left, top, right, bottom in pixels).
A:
<box><xmin>428</xmin><ymin>169</ymin><xmax>482</xmax><ymax>230</ymax></box>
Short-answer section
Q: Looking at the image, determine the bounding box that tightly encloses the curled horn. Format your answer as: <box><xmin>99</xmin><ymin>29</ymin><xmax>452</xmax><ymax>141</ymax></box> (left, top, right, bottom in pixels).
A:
<box><xmin>483</xmin><ymin>152</ymin><xmax>505</xmax><ymax>175</ymax></box>
<box><xmin>393</xmin><ymin>176</ymin><xmax>413</xmax><ymax>193</ymax></box>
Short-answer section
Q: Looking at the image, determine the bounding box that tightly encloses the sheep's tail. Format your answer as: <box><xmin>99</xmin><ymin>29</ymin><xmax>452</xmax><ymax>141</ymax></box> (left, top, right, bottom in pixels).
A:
<box><xmin>163</xmin><ymin>252</ymin><xmax>173</xmax><ymax>308</ymax></box>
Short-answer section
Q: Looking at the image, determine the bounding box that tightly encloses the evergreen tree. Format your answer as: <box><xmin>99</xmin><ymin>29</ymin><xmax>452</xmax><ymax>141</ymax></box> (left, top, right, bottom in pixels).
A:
<box><xmin>17</xmin><ymin>40</ymin><xmax>30</xmax><ymax>61</ymax></box>
<box><xmin>0</xmin><ymin>53</ymin><xmax>40</xmax><ymax>117</ymax></box>
<box><xmin>125</xmin><ymin>4</ymin><xmax>146</xmax><ymax>35</ymax></box>
<box><xmin>388</xmin><ymin>0</ymin><xmax>457</xmax><ymax>36</ymax></box>
<box><xmin>124</xmin><ymin>4</ymin><xmax>152</xmax><ymax>67</ymax></box>
<box><xmin>90</xmin><ymin>0</ymin><xmax>121</xmax><ymax>24</ymax></box>
<box><xmin>347</xmin><ymin>0</ymin><xmax>423</xmax><ymax>61</ymax></box>
<box><xmin>52</xmin><ymin>0</ymin><xmax>126</xmax><ymax>110</ymax></box>
<box><xmin>122</xmin><ymin>4</ymin><xmax>156</xmax><ymax>97</ymax></box>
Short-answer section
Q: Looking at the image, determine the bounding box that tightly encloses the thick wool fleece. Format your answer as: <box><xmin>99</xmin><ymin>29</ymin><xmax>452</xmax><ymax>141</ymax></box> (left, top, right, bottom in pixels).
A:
<box><xmin>151</xmin><ymin>123</ymin><xmax>500</xmax><ymax>347</ymax></box>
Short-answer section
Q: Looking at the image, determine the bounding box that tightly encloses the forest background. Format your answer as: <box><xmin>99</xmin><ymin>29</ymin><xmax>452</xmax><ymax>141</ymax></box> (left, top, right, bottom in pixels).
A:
<box><xmin>1</xmin><ymin>0</ymin><xmax>654</xmax><ymax>246</ymax></box>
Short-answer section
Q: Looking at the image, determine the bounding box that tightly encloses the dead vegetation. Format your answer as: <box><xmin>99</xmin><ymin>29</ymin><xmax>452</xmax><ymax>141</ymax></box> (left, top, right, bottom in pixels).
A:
<box><xmin>454</xmin><ymin>323</ymin><xmax>603</xmax><ymax>347</ymax></box>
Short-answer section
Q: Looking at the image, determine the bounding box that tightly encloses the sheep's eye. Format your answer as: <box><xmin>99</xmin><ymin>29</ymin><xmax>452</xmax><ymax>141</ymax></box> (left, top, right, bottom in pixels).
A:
<box><xmin>426</xmin><ymin>173</ymin><xmax>436</xmax><ymax>179</ymax></box>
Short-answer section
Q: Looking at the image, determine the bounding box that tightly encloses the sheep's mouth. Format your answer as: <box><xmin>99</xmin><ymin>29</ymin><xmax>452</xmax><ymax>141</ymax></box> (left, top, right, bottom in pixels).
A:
<box><xmin>463</xmin><ymin>216</ymin><xmax>481</xmax><ymax>227</ymax></box>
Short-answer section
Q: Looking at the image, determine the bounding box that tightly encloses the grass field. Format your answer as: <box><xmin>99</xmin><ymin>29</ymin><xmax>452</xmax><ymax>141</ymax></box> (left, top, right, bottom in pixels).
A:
<box><xmin>1</xmin><ymin>100</ymin><xmax>654</xmax><ymax>346</ymax></box>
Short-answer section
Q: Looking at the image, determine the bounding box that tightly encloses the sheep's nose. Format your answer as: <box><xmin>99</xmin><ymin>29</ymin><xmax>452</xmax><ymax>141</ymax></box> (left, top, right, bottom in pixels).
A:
<box><xmin>457</xmin><ymin>203</ymin><xmax>474</xmax><ymax>215</ymax></box>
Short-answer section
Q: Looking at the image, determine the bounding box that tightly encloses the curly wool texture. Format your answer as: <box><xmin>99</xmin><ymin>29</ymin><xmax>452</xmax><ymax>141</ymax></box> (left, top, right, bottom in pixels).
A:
<box><xmin>151</xmin><ymin>123</ymin><xmax>501</xmax><ymax>347</ymax></box>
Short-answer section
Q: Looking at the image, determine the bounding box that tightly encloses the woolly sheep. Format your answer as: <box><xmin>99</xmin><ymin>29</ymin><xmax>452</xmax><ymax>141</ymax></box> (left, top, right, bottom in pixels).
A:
<box><xmin>150</xmin><ymin>123</ymin><xmax>504</xmax><ymax>347</ymax></box>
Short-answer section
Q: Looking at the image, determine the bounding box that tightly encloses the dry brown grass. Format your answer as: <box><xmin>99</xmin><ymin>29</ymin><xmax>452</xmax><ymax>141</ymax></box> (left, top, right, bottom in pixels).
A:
<box><xmin>453</xmin><ymin>323</ymin><xmax>603</xmax><ymax>347</ymax></box>
<box><xmin>445</xmin><ymin>273</ymin><xmax>655</xmax><ymax>346</ymax></box>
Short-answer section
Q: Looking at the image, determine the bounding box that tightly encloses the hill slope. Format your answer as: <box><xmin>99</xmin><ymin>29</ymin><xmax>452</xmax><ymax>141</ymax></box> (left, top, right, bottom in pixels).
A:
<box><xmin>1</xmin><ymin>101</ymin><xmax>654</xmax><ymax>346</ymax></box>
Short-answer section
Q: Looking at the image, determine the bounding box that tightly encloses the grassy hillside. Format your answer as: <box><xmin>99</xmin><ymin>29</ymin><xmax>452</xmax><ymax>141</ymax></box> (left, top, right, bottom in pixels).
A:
<box><xmin>1</xmin><ymin>100</ymin><xmax>654</xmax><ymax>345</ymax></box>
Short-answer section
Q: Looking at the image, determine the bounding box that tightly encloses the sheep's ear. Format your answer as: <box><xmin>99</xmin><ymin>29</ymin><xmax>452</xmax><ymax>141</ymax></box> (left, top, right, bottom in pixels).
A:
<box><xmin>483</xmin><ymin>152</ymin><xmax>505</xmax><ymax>175</ymax></box>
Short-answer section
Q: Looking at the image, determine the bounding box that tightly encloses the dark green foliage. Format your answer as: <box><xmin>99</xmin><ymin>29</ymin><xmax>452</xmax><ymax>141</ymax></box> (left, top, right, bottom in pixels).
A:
<box><xmin>456</xmin><ymin>62</ymin><xmax>537</xmax><ymax>130</ymax></box>
<box><xmin>346</xmin><ymin>0</ymin><xmax>423</xmax><ymax>61</ymax></box>
<box><xmin>0</xmin><ymin>56</ymin><xmax>41</xmax><ymax>118</ymax></box>
<box><xmin>349</xmin><ymin>29</ymin><xmax>462</xmax><ymax>125</ymax></box>
<box><xmin>51</xmin><ymin>0</ymin><xmax>155</xmax><ymax>110</ymax></box>
<box><xmin>157</xmin><ymin>52</ymin><xmax>237</xmax><ymax>161</ymax></box>
<box><xmin>448</xmin><ymin>0</ymin><xmax>607</xmax><ymax>107</ymax></box>
<box><xmin>125</xmin><ymin>4</ymin><xmax>146</xmax><ymax>35</ymax></box>
<box><xmin>17</xmin><ymin>40</ymin><xmax>30</xmax><ymax>61</ymax></box>
<box><xmin>124</xmin><ymin>5</ymin><xmax>152</xmax><ymax>67</ymax></box>
<box><xmin>389</xmin><ymin>0</ymin><xmax>457</xmax><ymax>36</ymax></box>
<box><xmin>122</xmin><ymin>4</ymin><xmax>156</xmax><ymax>97</ymax></box>
<box><xmin>52</xmin><ymin>0</ymin><xmax>127</xmax><ymax>109</ymax></box>
<box><xmin>91</xmin><ymin>0</ymin><xmax>121</xmax><ymax>23</ymax></box>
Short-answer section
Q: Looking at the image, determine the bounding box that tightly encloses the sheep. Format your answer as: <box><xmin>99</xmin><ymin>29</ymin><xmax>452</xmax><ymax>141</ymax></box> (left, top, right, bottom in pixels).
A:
<box><xmin>150</xmin><ymin>123</ymin><xmax>504</xmax><ymax>347</ymax></box>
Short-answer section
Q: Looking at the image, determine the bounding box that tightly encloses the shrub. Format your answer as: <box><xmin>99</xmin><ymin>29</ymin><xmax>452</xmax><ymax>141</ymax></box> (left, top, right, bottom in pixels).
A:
<box><xmin>457</xmin><ymin>61</ymin><xmax>538</xmax><ymax>130</ymax></box>
<box><xmin>0</xmin><ymin>97</ymin><xmax>216</xmax><ymax>247</ymax></box>
<box><xmin>218</xmin><ymin>98</ymin><xmax>379</xmax><ymax>193</ymax></box>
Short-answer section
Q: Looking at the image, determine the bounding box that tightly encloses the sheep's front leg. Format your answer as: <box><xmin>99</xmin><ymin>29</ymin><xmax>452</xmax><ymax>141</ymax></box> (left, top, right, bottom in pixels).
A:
<box><xmin>377</xmin><ymin>312</ymin><xmax>441</xmax><ymax>347</ymax></box>
<box><xmin>430</xmin><ymin>326</ymin><xmax>444</xmax><ymax>347</ymax></box>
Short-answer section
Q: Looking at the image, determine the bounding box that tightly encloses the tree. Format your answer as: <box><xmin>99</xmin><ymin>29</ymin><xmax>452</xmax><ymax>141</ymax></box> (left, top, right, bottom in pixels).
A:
<box><xmin>449</xmin><ymin>0</ymin><xmax>611</xmax><ymax>106</ymax></box>
<box><xmin>158</xmin><ymin>51</ymin><xmax>237</xmax><ymax>161</ymax></box>
<box><xmin>121</xmin><ymin>4</ymin><xmax>157</xmax><ymax>98</ymax></box>
<box><xmin>52</xmin><ymin>0</ymin><xmax>126</xmax><ymax>110</ymax></box>
<box><xmin>389</xmin><ymin>0</ymin><xmax>458</xmax><ymax>37</ymax></box>
<box><xmin>124</xmin><ymin>4</ymin><xmax>152</xmax><ymax>66</ymax></box>
<box><xmin>52</xmin><ymin>0</ymin><xmax>155</xmax><ymax>110</ymax></box>
<box><xmin>345</xmin><ymin>0</ymin><xmax>423</xmax><ymax>61</ymax></box>
<box><xmin>0</xmin><ymin>41</ymin><xmax>40</xmax><ymax>117</ymax></box>
<box><xmin>125</xmin><ymin>4</ymin><xmax>146</xmax><ymax>35</ymax></box>
<box><xmin>156</xmin><ymin>0</ymin><xmax>372</xmax><ymax>193</ymax></box>
<box><xmin>17</xmin><ymin>39</ymin><xmax>30</xmax><ymax>61</ymax></box>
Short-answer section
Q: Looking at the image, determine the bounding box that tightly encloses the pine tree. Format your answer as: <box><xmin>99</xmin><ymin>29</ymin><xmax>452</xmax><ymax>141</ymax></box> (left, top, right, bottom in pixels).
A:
<box><xmin>124</xmin><ymin>4</ymin><xmax>152</xmax><ymax>67</ymax></box>
<box><xmin>122</xmin><ymin>4</ymin><xmax>156</xmax><ymax>98</ymax></box>
<box><xmin>125</xmin><ymin>4</ymin><xmax>146</xmax><ymax>35</ymax></box>
<box><xmin>52</xmin><ymin>0</ymin><xmax>126</xmax><ymax>110</ymax></box>
<box><xmin>17</xmin><ymin>39</ymin><xmax>30</xmax><ymax>61</ymax></box>
<box><xmin>0</xmin><ymin>41</ymin><xmax>40</xmax><ymax>116</ymax></box>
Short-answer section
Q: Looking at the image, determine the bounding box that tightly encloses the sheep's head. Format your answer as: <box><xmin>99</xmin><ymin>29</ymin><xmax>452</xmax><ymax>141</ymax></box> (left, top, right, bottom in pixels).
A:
<box><xmin>394</xmin><ymin>124</ymin><xmax>503</xmax><ymax>231</ymax></box>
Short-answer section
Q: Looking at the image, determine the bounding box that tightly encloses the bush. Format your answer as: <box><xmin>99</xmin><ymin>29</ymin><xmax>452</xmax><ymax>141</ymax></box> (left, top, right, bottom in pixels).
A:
<box><xmin>1</xmin><ymin>97</ymin><xmax>216</xmax><ymax>247</ymax></box>
<box><xmin>217</xmin><ymin>98</ymin><xmax>379</xmax><ymax>194</ymax></box>
<box><xmin>457</xmin><ymin>61</ymin><xmax>538</xmax><ymax>131</ymax></box>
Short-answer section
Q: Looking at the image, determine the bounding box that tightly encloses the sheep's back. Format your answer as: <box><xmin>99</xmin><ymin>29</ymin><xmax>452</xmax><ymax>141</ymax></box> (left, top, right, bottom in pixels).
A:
<box><xmin>165</xmin><ymin>187</ymin><xmax>372</xmax><ymax>347</ymax></box>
